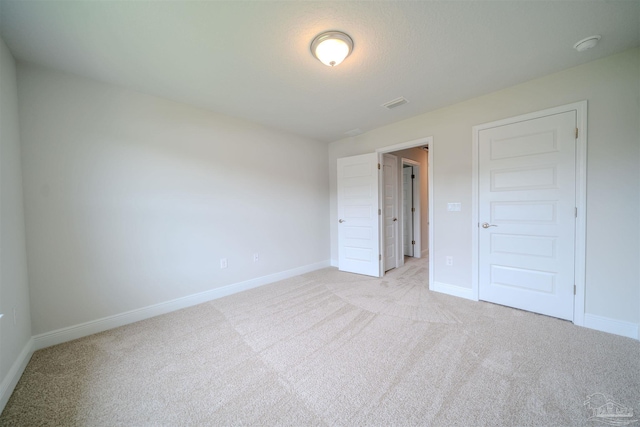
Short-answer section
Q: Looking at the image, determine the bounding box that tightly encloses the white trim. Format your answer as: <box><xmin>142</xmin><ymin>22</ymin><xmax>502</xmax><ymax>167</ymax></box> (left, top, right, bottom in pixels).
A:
<box><xmin>431</xmin><ymin>282</ymin><xmax>476</xmax><ymax>301</ymax></box>
<box><xmin>396</xmin><ymin>159</ymin><xmax>404</xmax><ymax>268</ymax></box>
<box><xmin>377</xmin><ymin>152</ymin><xmax>385</xmax><ymax>277</ymax></box>
<box><xmin>471</xmin><ymin>101</ymin><xmax>588</xmax><ymax>324</ymax></box>
<box><xmin>376</xmin><ymin>137</ymin><xmax>431</xmax><ymax>154</ymax></box>
<box><xmin>426</xmin><ymin>142</ymin><xmax>434</xmax><ymax>294</ymax></box>
<box><xmin>573</xmin><ymin>101</ymin><xmax>588</xmax><ymax>327</ymax></box>
<box><xmin>401</xmin><ymin>158</ymin><xmax>421</xmax><ymax>259</ymax></box>
<box><xmin>33</xmin><ymin>260</ymin><xmax>331</xmax><ymax>350</ymax></box>
<box><xmin>583</xmin><ymin>314</ymin><xmax>639</xmax><ymax>340</ymax></box>
<box><xmin>401</xmin><ymin>159</ymin><xmax>421</xmax><ymax>166</ymax></box>
<box><xmin>330</xmin><ymin>258</ymin><xmax>338</xmax><ymax>267</ymax></box>
<box><xmin>0</xmin><ymin>338</ymin><xmax>34</xmax><ymax>413</ymax></box>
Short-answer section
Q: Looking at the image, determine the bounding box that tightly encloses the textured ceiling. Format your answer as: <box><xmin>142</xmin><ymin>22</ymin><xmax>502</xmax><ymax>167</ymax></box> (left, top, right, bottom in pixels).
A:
<box><xmin>1</xmin><ymin>1</ymin><xmax>638</xmax><ymax>142</ymax></box>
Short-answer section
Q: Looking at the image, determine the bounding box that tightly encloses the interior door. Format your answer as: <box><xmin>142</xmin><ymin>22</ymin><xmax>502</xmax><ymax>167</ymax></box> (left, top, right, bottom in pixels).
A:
<box><xmin>478</xmin><ymin>111</ymin><xmax>576</xmax><ymax>320</ymax></box>
<box><xmin>403</xmin><ymin>165</ymin><xmax>414</xmax><ymax>256</ymax></box>
<box><xmin>337</xmin><ymin>153</ymin><xmax>381</xmax><ymax>277</ymax></box>
<box><xmin>383</xmin><ymin>154</ymin><xmax>398</xmax><ymax>271</ymax></box>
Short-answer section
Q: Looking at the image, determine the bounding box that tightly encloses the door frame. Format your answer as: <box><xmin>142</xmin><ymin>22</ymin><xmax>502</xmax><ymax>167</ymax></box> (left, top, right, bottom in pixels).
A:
<box><xmin>376</xmin><ymin>136</ymin><xmax>433</xmax><ymax>285</ymax></box>
<box><xmin>401</xmin><ymin>158</ymin><xmax>422</xmax><ymax>260</ymax></box>
<box><xmin>471</xmin><ymin>101</ymin><xmax>588</xmax><ymax>326</ymax></box>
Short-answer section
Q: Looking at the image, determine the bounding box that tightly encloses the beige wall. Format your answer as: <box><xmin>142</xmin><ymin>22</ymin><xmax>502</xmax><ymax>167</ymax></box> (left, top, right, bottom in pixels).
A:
<box><xmin>329</xmin><ymin>48</ymin><xmax>640</xmax><ymax>325</ymax></box>
<box><xmin>18</xmin><ymin>64</ymin><xmax>330</xmax><ymax>335</ymax></box>
<box><xmin>0</xmin><ymin>37</ymin><xmax>32</xmax><ymax>402</ymax></box>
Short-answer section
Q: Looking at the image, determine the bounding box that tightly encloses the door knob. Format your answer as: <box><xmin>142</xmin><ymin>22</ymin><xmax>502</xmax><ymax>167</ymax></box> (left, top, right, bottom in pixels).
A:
<box><xmin>482</xmin><ymin>222</ymin><xmax>497</xmax><ymax>228</ymax></box>
<box><xmin>339</xmin><ymin>219</ymin><xmax>345</xmax><ymax>223</ymax></box>
<box><xmin>393</xmin><ymin>218</ymin><xmax>398</xmax><ymax>222</ymax></box>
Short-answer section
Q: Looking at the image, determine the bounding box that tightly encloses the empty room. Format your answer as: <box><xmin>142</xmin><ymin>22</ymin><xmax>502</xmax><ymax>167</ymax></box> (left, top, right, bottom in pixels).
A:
<box><xmin>1</xmin><ymin>1</ymin><xmax>639</xmax><ymax>425</ymax></box>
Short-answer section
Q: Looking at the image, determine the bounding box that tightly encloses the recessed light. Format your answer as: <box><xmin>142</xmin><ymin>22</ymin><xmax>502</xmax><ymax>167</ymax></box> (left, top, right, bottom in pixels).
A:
<box><xmin>574</xmin><ymin>35</ymin><xmax>601</xmax><ymax>52</ymax></box>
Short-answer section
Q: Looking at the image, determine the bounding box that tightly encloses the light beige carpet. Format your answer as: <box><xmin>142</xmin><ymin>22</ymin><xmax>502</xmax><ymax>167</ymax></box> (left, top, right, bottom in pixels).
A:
<box><xmin>2</xmin><ymin>257</ymin><xmax>639</xmax><ymax>426</ymax></box>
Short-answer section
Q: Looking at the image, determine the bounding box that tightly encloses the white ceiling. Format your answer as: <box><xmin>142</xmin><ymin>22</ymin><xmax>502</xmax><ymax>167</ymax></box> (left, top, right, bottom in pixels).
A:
<box><xmin>1</xmin><ymin>1</ymin><xmax>638</xmax><ymax>142</ymax></box>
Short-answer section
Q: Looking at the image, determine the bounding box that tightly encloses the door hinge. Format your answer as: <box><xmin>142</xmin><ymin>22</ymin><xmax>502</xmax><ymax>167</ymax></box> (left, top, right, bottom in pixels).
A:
<box><xmin>411</xmin><ymin>207</ymin><xmax>415</xmax><ymax>212</ymax></box>
<box><xmin>574</xmin><ymin>284</ymin><xmax>576</xmax><ymax>295</ymax></box>
<box><xmin>379</xmin><ymin>254</ymin><xmax>382</xmax><ymax>261</ymax></box>
<box><xmin>411</xmin><ymin>174</ymin><xmax>415</xmax><ymax>179</ymax></box>
<box><xmin>378</xmin><ymin>163</ymin><xmax>381</xmax><ymax>170</ymax></box>
<box><xmin>412</xmin><ymin>240</ymin><xmax>415</xmax><ymax>245</ymax></box>
<box><xmin>378</xmin><ymin>208</ymin><xmax>382</xmax><ymax>215</ymax></box>
<box><xmin>575</xmin><ymin>128</ymin><xmax>578</xmax><ymax>139</ymax></box>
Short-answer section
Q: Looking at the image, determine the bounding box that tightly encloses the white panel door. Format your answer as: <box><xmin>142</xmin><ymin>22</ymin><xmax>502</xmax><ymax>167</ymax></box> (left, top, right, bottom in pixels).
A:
<box><xmin>478</xmin><ymin>111</ymin><xmax>576</xmax><ymax>320</ymax></box>
<box><xmin>383</xmin><ymin>154</ymin><xmax>398</xmax><ymax>272</ymax></box>
<box><xmin>403</xmin><ymin>166</ymin><xmax>414</xmax><ymax>256</ymax></box>
<box><xmin>337</xmin><ymin>153</ymin><xmax>381</xmax><ymax>277</ymax></box>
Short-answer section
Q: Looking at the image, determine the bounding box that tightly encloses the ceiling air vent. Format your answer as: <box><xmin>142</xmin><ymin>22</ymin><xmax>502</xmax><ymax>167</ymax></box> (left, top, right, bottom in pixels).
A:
<box><xmin>344</xmin><ymin>128</ymin><xmax>363</xmax><ymax>137</ymax></box>
<box><xmin>382</xmin><ymin>97</ymin><xmax>409</xmax><ymax>110</ymax></box>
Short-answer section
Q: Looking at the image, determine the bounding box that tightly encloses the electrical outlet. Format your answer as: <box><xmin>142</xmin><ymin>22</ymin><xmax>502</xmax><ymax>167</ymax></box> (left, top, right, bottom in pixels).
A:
<box><xmin>253</xmin><ymin>253</ymin><xmax>259</xmax><ymax>263</ymax></box>
<box><xmin>220</xmin><ymin>258</ymin><xmax>228</xmax><ymax>269</ymax></box>
<box><xmin>446</xmin><ymin>256</ymin><xmax>453</xmax><ymax>266</ymax></box>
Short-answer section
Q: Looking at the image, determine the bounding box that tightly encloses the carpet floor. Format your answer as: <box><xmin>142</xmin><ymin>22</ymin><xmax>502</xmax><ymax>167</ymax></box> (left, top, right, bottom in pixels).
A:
<box><xmin>2</xmin><ymin>257</ymin><xmax>639</xmax><ymax>426</ymax></box>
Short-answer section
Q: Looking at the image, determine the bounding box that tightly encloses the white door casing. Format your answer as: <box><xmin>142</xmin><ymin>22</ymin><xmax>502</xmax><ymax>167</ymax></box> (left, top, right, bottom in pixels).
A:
<box><xmin>477</xmin><ymin>110</ymin><xmax>577</xmax><ymax>320</ymax></box>
<box><xmin>337</xmin><ymin>153</ymin><xmax>381</xmax><ymax>277</ymax></box>
<box><xmin>383</xmin><ymin>153</ymin><xmax>398</xmax><ymax>271</ymax></box>
<box><xmin>403</xmin><ymin>165</ymin><xmax>414</xmax><ymax>257</ymax></box>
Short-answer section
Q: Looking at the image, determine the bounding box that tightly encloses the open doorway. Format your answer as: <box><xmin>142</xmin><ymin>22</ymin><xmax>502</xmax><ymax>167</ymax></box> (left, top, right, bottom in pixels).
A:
<box><xmin>336</xmin><ymin>136</ymin><xmax>432</xmax><ymax>280</ymax></box>
<box><xmin>382</xmin><ymin>145</ymin><xmax>428</xmax><ymax>271</ymax></box>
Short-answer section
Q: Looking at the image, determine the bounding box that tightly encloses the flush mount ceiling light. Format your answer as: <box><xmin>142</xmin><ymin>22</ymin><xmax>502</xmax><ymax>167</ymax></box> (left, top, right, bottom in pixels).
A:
<box><xmin>310</xmin><ymin>31</ymin><xmax>353</xmax><ymax>67</ymax></box>
<box><xmin>573</xmin><ymin>35</ymin><xmax>601</xmax><ymax>52</ymax></box>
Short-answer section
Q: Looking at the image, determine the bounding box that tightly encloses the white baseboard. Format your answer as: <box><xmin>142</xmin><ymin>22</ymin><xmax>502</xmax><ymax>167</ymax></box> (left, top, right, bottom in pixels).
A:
<box><xmin>33</xmin><ymin>260</ymin><xmax>331</xmax><ymax>351</ymax></box>
<box><xmin>0</xmin><ymin>338</ymin><xmax>34</xmax><ymax>413</ymax></box>
<box><xmin>583</xmin><ymin>313</ymin><xmax>639</xmax><ymax>340</ymax></box>
<box><xmin>429</xmin><ymin>284</ymin><xmax>638</xmax><ymax>340</ymax></box>
<box><xmin>431</xmin><ymin>281</ymin><xmax>477</xmax><ymax>301</ymax></box>
<box><xmin>330</xmin><ymin>259</ymin><xmax>338</xmax><ymax>267</ymax></box>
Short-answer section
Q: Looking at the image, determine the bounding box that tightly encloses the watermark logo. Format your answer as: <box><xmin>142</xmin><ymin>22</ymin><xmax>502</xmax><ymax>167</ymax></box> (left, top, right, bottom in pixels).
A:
<box><xmin>584</xmin><ymin>393</ymin><xmax>637</xmax><ymax>426</ymax></box>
